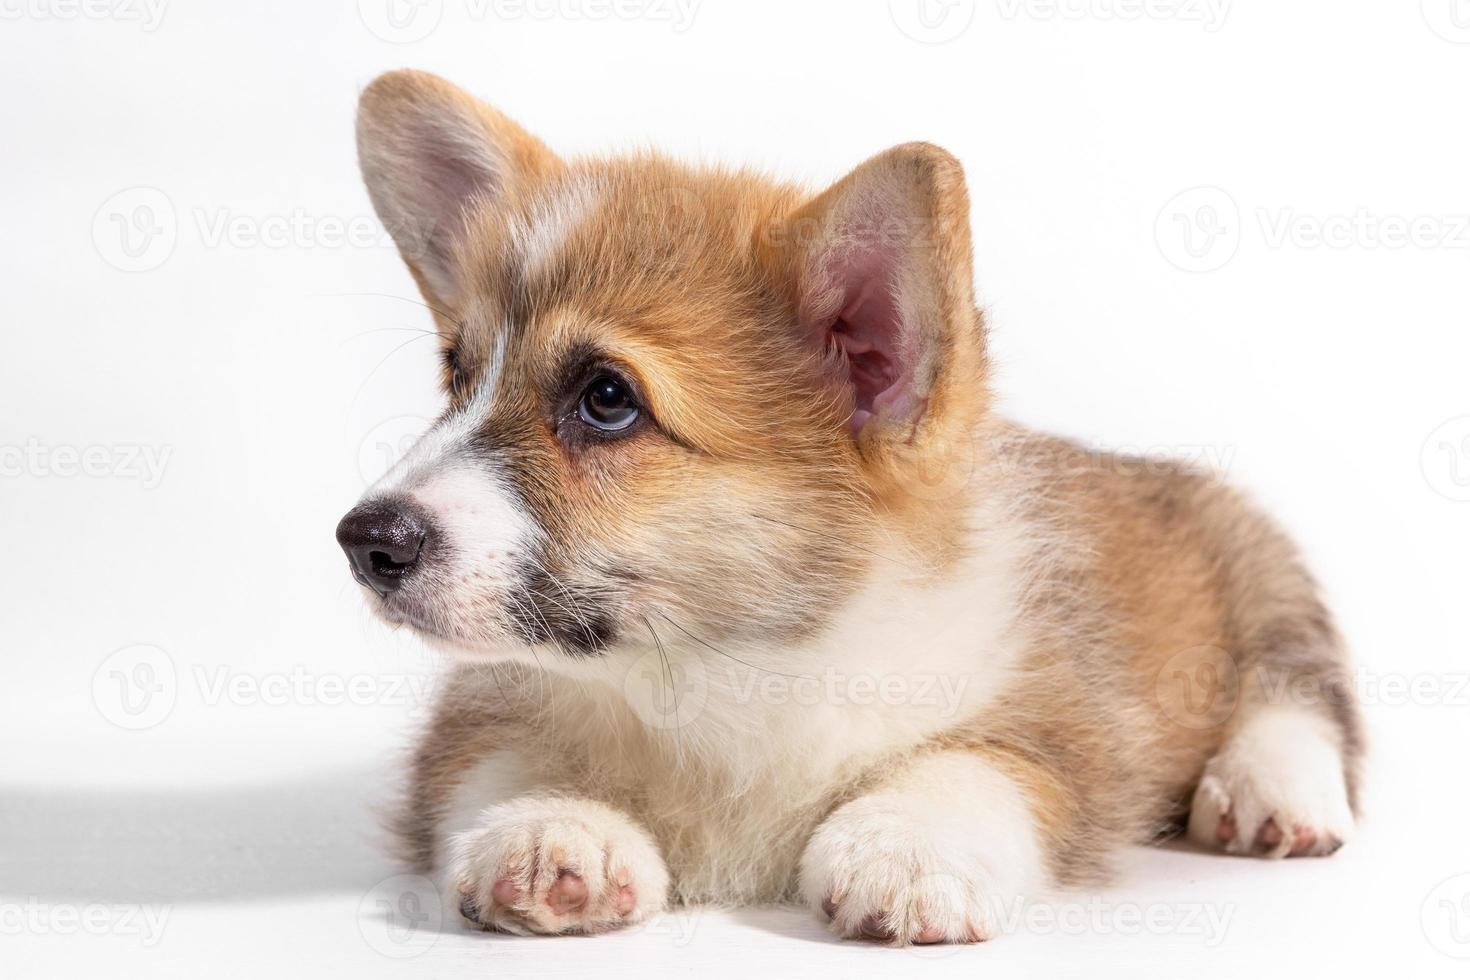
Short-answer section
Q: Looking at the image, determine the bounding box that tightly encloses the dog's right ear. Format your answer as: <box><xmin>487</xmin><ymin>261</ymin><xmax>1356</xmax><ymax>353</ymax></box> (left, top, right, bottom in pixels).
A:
<box><xmin>356</xmin><ymin>70</ymin><xmax>560</xmax><ymax>321</ymax></box>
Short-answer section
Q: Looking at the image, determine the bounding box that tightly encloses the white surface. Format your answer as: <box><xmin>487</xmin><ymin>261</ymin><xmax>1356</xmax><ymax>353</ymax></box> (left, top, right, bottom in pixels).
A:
<box><xmin>3</xmin><ymin>1</ymin><xmax>1469</xmax><ymax>977</ymax></box>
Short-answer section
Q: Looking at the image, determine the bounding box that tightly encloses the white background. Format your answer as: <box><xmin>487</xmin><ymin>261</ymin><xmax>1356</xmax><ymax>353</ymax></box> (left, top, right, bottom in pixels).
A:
<box><xmin>2</xmin><ymin>1</ymin><xmax>1469</xmax><ymax>977</ymax></box>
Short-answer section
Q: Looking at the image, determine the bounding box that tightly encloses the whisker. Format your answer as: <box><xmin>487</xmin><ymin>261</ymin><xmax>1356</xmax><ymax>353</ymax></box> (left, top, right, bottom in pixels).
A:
<box><xmin>519</xmin><ymin>554</ymin><xmax>614</xmax><ymax>653</ymax></box>
<box><xmin>338</xmin><ymin>326</ymin><xmax>438</xmax><ymax>348</ymax></box>
<box><xmin>317</xmin><ymin>290</ymin><xmax>466</xmax><ymax>332</ymax></box>
<box><xmin>642</xmin><ymin>615</ymin><xmax>681</xmax><ymax>747</ymax></box>
<box><xmin>348</xmin><ymin>331</ymin><xmax>441</xmax><ymax>412</ymax></box>
<box><xmin>653</xmin><ymin>611</ymin><xmax>807</xmax><ymax>679</ymax></box>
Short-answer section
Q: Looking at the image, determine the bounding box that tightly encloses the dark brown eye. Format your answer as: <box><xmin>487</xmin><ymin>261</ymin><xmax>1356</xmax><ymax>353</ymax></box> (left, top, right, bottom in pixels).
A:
<box><xmin>577</xmin><ymin>375</ymin><xmax>639</xmax><ymax>432</ymax></box>
<box><xmin>441</xmin><ymin>346</ymin><xmax>465</xmax><ymax>392</ymax></box>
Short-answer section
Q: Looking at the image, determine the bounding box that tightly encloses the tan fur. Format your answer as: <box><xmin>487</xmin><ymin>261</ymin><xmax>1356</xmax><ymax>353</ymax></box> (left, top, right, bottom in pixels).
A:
<box><xmin>346</xmin><ymin>70</ymin><xmax>1363</xmax><ymax>941</ymax></box>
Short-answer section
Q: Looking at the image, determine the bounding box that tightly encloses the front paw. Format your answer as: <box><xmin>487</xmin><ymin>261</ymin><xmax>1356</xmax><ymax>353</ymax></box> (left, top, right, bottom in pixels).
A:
<box><xmin>450</xmin><ymin>796</ymin><xmax>669</xmax><ymax>935</ymax></box>
<box><xmin>798</xmin><ymin>788</ymin><xmax>1042</xmax><ymax>946</ymax></box>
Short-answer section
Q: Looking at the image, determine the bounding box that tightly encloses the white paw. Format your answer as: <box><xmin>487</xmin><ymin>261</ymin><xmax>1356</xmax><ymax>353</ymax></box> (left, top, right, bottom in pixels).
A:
<box><xmin>1187</xmin><ymin>706</ymin><xmax>1355</xmax><ymax>858</ymax></box>
<box><xmin>450</xmin><ymin>796</ymin><xmax>669</xmax><ymax>935</ymax></box>
<box><xmin>798</xmin><ymin>756</ymin><xmax>1045</xmax><ymax>945</ymax></box>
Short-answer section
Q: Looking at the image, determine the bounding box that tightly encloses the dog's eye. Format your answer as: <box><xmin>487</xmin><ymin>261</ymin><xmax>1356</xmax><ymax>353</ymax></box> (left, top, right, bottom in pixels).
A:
<box><xmin>441</xmin><ymin>346</ymin><xmax>464</xmax><ymax>392</ymax></box>
<box><xmin>577</xmin><ymin>375</ymin><xmax>639</xmax><ymax>432</ymax></box>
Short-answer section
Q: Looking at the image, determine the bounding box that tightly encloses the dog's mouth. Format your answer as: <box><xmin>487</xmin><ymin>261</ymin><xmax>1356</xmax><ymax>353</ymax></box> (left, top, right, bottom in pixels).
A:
<box><xmin>368</xmin><ymin>589</ymin><xmax>452</xmax><ymax>639</ymax></box>
<box><xmin>358</xmin><ymin>574</ymin><xmax>622</xmax><ymax>660</ymax></box>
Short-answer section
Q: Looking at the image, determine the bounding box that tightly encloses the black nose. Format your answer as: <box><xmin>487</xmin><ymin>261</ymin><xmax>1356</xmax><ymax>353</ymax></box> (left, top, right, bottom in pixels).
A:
<box><xmin>335</xmin><ymin>498</ymin><xmax>430</xmax><ymax>596</ymax></box>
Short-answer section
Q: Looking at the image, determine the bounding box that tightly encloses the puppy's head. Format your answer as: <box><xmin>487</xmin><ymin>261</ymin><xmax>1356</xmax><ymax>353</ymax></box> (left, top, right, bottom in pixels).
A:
<box><xmin>337</xmin><ymin>70</ymin><xmax>987</xmax><ymax>666</ymax></box>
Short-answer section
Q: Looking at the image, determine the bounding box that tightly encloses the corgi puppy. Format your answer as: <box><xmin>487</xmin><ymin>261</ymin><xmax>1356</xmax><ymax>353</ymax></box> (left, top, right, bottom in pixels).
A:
<box><xmin>336</xmin><ymin>70</ymin><xmax>1363</xmax><ymax>945</ymax></box>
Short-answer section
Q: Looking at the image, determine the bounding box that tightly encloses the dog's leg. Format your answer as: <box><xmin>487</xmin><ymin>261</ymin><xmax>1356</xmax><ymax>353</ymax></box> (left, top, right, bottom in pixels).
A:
<box><xmin>798</xmin><ymin>749</ymin><xmax>1055</xmax><ymax>945</ymax></box>
<box><xmin>450</xmin><ymin>793</ymin><xmax>670</xmax><ymax>935</ymax></box>
<box><xmin>1185</xmin><ymin>556</ymin><xmax>1362</xmax><ymax>858</ymax></box>
<box><xmin>1187</xmin><ymin>703</ymin><xmax>1356</xmax><ymax>857</ymax></box>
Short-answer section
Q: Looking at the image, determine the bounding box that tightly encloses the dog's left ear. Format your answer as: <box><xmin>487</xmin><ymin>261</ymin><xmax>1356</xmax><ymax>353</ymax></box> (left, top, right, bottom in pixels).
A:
<box><xmin>772</xmin><ymin>142</ymin><xmax>987</xmax><ymax>461</ymax></box>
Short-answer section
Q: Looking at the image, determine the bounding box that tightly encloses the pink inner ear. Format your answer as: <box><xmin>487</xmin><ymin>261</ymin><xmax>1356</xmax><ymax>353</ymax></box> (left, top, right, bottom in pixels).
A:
<box><xmin>818</xmin><ymin>243</ymin><xmax>919</xmax><ymax>436</ymax></box>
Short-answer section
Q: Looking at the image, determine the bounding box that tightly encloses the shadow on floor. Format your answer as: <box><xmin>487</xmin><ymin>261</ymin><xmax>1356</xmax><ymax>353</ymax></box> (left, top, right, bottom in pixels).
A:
<box><xmin>0</xmin><ymin>765</ymin><xmax>399</xmax><ymax>904</ymax></box>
